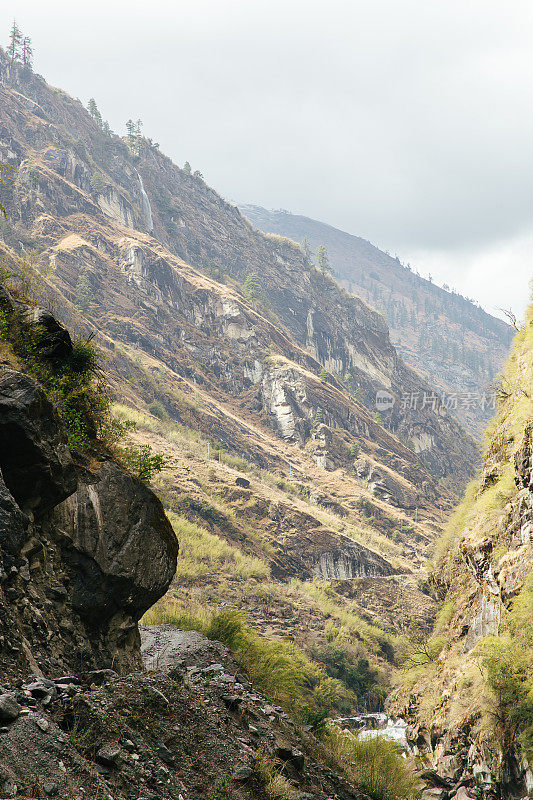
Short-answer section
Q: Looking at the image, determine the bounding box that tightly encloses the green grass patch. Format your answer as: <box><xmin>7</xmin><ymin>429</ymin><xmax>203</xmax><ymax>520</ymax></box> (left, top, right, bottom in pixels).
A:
<box><xmin>167</xmin><ymin>512</ymin><xmax>270</xmax><ymax>582</ymax></box>
<box><xmin>323</xmin><ymin>727</ymin><xmax>419</xmax><ymax>800</ymax></box>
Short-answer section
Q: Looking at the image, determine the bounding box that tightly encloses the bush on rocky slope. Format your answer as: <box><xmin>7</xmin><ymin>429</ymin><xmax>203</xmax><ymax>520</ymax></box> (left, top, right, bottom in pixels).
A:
<box><xmin>143</xmin><ymin>604</ymin><xmax>356</xmax><ymax>719</ymax></box>
<box><xmin>0</xmin><ymin>285</ymin><xmax>110</xmax><ymax>450</ymax></box>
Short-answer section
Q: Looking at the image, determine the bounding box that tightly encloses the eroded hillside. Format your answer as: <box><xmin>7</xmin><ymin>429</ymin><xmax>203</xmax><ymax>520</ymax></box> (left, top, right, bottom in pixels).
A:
<box><xmin>0</xmin><ymin>49</ymin><xmax>479</xmax><ymax>721</ymax></box>
<box><xmin>239</xmin><ymin>205</ymin><xmax>513</xmax><ymax>438</ymax></box>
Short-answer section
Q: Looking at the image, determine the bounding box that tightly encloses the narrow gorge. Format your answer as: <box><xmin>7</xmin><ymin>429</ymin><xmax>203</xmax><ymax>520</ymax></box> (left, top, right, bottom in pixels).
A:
<box><xmin>0</xmin><ymin>32</ymin><xmax>530</xmax><ymax>800</ymax></box>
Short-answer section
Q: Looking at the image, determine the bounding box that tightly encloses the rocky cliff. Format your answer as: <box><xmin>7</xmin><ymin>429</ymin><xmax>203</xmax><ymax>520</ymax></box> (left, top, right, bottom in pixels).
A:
<box><xmin>391</xmin><ymin>300</ymin><xmax>533</xmax><ymax>799</ymax></box>
<box><xmin>239</xmin><ymin>205</ymin><xmax>513</xmax><ymax>438</ymax></box>
<box><xmin>0</xmin><ymin>47</ymin><xmax>476</xmax><ymax>507</ymax></box>
<box><xmin>0</xmin><ymin>287</ymin><xmax>178</xmax><ymax>680</ymax></box>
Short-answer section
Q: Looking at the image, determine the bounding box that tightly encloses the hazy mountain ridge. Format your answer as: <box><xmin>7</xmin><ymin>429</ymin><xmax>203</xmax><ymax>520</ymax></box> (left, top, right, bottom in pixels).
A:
<box><xmin>238</xmin><ymin>205</ymin><xmax>513</xmax><ymax>437</ymax></box>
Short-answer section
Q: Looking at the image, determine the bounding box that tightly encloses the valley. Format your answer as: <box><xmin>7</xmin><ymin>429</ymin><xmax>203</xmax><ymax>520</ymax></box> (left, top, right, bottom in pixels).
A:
<box><xmin>0</xmin><ymin>36</ymin><xmax>530</xmax><ymax>800</ymax></box>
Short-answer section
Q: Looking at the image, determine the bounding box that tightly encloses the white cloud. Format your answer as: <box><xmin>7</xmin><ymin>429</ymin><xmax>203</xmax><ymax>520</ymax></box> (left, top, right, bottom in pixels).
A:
<box><xmin>4</xmin><ymin>0</ymin><xmax>533</xmax><ymax>317</ymax></box>
<box><xmin>405</xmin><ymin>232</ymin><xmax>533</xmax><ymax>320</ymax></box>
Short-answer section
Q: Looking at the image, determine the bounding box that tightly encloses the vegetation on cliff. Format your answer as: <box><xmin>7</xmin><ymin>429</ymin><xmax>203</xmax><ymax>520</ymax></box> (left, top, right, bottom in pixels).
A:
<box><xmin>394</xmin><ymin>295</ymin><xmax>533</xmax><ymax>787</ymax></box>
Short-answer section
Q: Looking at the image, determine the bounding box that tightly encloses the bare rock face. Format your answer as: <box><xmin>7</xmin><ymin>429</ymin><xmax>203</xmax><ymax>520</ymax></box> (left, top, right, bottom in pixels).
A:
<box><xmin>0</xmin><ymin>369</ymin><xmax>76</xmax><ymax>515</ymax></box>
<box><xmin>52</xmin><ymin>460</ymin><xmax>178</xmax><ymax>622</ymax></box>
<box><xmin>0</xmin><ymin>366</ymin><xmax>178</xmax><ymax>679</ymax></box>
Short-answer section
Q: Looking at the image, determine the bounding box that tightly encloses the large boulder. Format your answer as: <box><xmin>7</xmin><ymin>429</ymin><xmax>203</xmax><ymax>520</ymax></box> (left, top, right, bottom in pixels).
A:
<box><xmin>51</xmin><ymin>460</ymin><xmax>178</xmax><ymax>623</ymax></box>
<box><xmin>0</xmin><ymin>369</ymin><xmax>76</xmax><ymax>515</ymax></box>
<box><xmin>0</xmin><ymin>364</ymin><xmax>178</xmax><ymax>677</ymax></box>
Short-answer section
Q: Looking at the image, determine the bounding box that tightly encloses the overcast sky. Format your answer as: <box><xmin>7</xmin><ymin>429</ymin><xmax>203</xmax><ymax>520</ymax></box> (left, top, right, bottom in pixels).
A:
<box><xmin>5</xmin><ymin>0</ymin><xmax>533</xmax><ymax>320</ymax></box>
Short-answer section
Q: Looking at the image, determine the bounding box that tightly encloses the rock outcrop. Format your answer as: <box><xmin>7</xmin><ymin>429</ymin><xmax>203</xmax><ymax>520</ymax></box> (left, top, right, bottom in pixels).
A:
<box><xmin>391</xmin><ymin>303</ymin><xmax>533</xmax><ymax>800</ymax></box>
<box><xmin>0</xmin><ymin>340</ymin><xmax>177</xmax><ymax>679</ymax></box>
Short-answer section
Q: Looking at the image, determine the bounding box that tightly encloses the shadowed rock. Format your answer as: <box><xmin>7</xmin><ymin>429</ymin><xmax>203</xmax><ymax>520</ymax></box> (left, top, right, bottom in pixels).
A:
<box><xmin>0</xmin><ymin>369</ymin><xmax>76</xmax><ymax>515</ymax></box>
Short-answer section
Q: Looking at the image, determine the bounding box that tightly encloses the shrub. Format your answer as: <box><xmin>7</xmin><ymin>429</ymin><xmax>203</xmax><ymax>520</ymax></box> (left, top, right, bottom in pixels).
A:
<box><xmin>349</xmin><ymin>441</ymin><xmax>361</xmax><ymax>458</ymax></box>
<box><xmin>74</xmin><ymin>273</ymin><xmax>95</xmax><ymax>312</ymax></box>
<box><xmin>118</xmin><ymin>443</ymin><xmax>167</xmax><ymax>483</ymax></box>
<box><xmin>148</xmin><ymin>400</ymin><xmax>167</xmax><ymax>420</ymax></box>
<box><xmin>324</xmin><ymin>728</ymin><xmax>419</xmax><ymax>800</ymax></box>
<box><xmin>89</xmin><ymin>171</ymin><xmax>107</xmax><ymax>194</ymax></box>
<box><xmin>67</xmin><ymin>338</ymin><xmax>100</xmax><ymax>375</ymax></box>
<box><xmin>251</xmin><ymin>749</ymin><xmax>299</xmax><ymax>799</ymax></box>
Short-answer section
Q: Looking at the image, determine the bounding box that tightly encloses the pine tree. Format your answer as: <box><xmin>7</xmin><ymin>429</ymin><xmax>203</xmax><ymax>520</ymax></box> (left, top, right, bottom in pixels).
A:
<box><xmin>317</xmin><ymin>244</ymin><xmax>330</xmax><ymax>274</ymax></box>
<box><xmin>313</xmin><ymin>407</ymin><xmax>324</xmax><ymax>427</ymax></box>
<box><xmin>183</xmin><ymin>161</ymin><xmax>192</xmax><ymax>174</ymax></box>
<box><xmin>7</xmin><ymin>21</ymin><xmax>22</xmax><ymax>65</ymax></box>
<box><xmin>21</xmin><ymin>36</ymin><xmax>33</xmax><ymax>70</ymax></box>
<box><xmin>243</xmin><ymin>272</ymin><xmax>262</xmax><ymax>302</ymax></box>
<box><xmin>102</xmin><ymin>120</ymin><xmax>112</xmax><ymax>136</ymax></box>
<box><xmin>135</xmin><ymin>119</ymin><xmax>143</xmax><ymax>137</ymax></box>
<box><xmin>74</xmin><ymin>273</ymin><xmax>94</xmax><ymax>312</ymax></box>
<box><xmin>126</xmin><ymin>119</ymin><xmax>136</xmax><ymax>138</ymax></box>
<box><xmin>301</xmin><ymin>237</ymin><xmax>313</xmax><ymax>262</ymax></box>
<box><xmin>87</xmin><ymin>98</ymin><xmax>103</xmax><ymax>129</ymax></box>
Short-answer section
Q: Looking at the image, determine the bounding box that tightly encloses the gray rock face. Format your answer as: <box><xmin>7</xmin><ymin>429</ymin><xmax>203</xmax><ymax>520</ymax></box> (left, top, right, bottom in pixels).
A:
<box><xmin>0</xmin><ymin>364</ymin><xmax>178</xmax><ymax>679</ymax></box>
<box><xmin>52</xmin><ymin>460</ymin><xmax>178</xmax><ymax>622</ymax></box>
<box><xmin>0</xmin><ymin>473</ymin><xmax>27</xmax><ymax>569</ymax></box>
<box><xmin>312</xmin><ymin>546</ymin><xmax>392</xmax><ymax>580</ymax></box>
<box><xmin>0</xmin><ymin>370</ymin><xmax>76</xmax><ymax>515</ymax></box>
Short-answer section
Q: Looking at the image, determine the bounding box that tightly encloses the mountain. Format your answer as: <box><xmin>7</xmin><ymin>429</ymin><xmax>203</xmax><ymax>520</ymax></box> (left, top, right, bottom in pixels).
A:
<box><xmin>238</xmin><ymin>205</ymin><xmax>513</xmax><ymax>438</ymax></box>
<box><xmin>391</xmin><ymin>301</ymin><xmax>533</xmax><ymax>795</ymax></box>
<box><xmin>0</xmin><ymin>291</ymin><xmax>396</xmax><ymax>800</ymax></box>
<box><xmin>0</xmin><ymin>46</ymin><xmax>488</xmax><ymax>799</ymax></box>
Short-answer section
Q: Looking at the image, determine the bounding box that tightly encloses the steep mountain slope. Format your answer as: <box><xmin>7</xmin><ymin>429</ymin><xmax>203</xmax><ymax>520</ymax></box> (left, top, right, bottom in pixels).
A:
<box><xmin>238</xmin><ymin>205</ymin><xmax>513</xmax><ymax>438</ymax></box>
<box><xmin>0</xmin><ymin>49</ymin><xmax>479</xmax><ymax>717</ymax></box>
<box><xmin>391</xmin><ymin>300</ymin><xmax>533</xmax><ymax>798</ymax></box>
<box><xmin>0</xmin><ymin>293</ymin><xmax>383</xmax><ymax>800</ymax></box>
